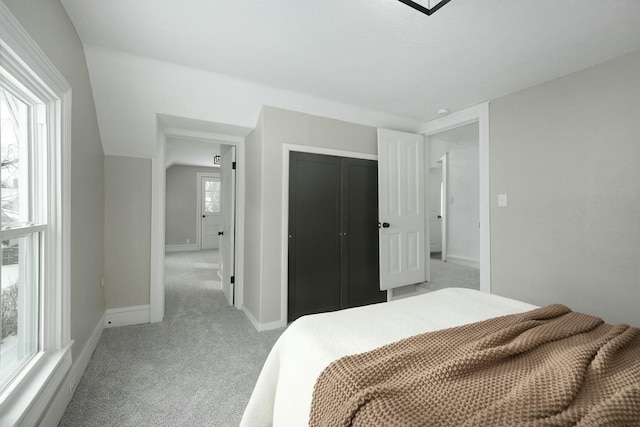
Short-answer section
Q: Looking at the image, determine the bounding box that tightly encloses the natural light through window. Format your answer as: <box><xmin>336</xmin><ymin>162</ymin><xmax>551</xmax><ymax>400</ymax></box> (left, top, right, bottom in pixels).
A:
<box><xmin>205</xmin><ymin>180</ymin><xmax>221</xmax><ymax>213</ymax></box>
<box><xmin>1</xmin><ymin>6</ymin><xmax>71</xmax><ymax>423</ymax></box>
<box><xmin>0</xmin><ymin>80</ymin><xmax>46</xmax><ymax>394</ymax></box>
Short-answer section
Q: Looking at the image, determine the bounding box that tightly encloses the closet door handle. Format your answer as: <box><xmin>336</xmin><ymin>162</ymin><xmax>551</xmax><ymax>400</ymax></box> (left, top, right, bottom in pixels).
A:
<box><xmin>379</xmin><ymin>222</ymin><xmax>390</xmax><ymax>228</ymax></box>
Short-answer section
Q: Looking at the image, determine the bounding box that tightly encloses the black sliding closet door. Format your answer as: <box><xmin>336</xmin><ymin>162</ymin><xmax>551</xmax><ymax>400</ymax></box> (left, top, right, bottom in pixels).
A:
<box><xmin>288</xmin><ymin>153</ymin><xmax>342</xmax><ymax>320</ymax></box>
<box><xmin>288</xmin><ymin>152</ymin><xmax>385</xmax><ymax>322</ymax></box>
<box><xmin>341</xmin><ymin>158</ymin><xmax>384</xmax><ymax>308</ymax></box>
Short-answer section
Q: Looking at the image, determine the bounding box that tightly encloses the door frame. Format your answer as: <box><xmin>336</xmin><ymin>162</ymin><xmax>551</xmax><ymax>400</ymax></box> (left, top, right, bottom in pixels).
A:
<box><xmin>427</xmin><ymin>164</ymin><xmax>444</xmax><ymax>255</ymax></box>
<box><xmin>150</xmin><ymin>127</ymin><xmax>246</xmax><ymax>322</ymax></box>
<box><xmin>196</xmin><ymin>172</ymin><xmax>221</xmax><ymax>250</ymax></box>
<box><xmin>281</xmin><ymin>144</ymin><xmax>379</xmax><ymax>327</ymax></box>
<box><xmin>441</xmin><ymin>153</ymin><xmax>449</xmax><ymax>263</ymax></box>
<box><xmin>419</xmin><ymin>102</ymin><xmax>490</xmax><ymax>293</ymax></box>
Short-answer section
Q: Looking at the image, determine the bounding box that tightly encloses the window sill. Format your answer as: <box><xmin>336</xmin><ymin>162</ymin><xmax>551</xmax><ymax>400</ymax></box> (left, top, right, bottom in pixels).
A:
<box><xmin>0</xmin><ymin>341</ymin><xmax>73</xmax><ymax>427</ymax></box>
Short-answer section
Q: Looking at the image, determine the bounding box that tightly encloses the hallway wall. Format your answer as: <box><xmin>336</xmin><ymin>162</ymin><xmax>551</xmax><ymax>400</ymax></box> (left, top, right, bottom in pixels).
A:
<box><xmin>165</xmin><ymin>165</ymin><xmax>219</xmax><ymax>246</ymax></box>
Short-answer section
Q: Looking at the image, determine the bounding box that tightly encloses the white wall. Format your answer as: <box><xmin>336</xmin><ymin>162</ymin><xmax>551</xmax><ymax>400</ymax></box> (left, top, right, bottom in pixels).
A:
<box><xmin>83</xmin><ymin>45</ymin><xmax>422</xmax><ymax>159</ymax></box>
<box><xmin>447</xmin><ymin>140</ymin><xmax>480</xmax><ymax>264</ymax></box>
<box><xmin>429</xmin><ymin>139</ymin><xmax>450</xmax><ymax>168</ymax></box>
<box><xmin>490</xmin><ymin>49</ymin><xmax>640</xmax><ymax>326</ymax></box>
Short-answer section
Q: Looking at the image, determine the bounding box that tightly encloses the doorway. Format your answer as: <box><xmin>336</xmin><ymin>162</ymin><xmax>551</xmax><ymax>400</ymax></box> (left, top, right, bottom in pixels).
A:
<box><xmin>428</xmin><ymin>162</ymin><xmax>444</xmax><ymax>258</ymax></box>
<box><xmin>198</xmin><ymin>174</ymin><xmax>221</xmax><ymax>250</ymax></box>
<box><xmin>420</xmin><ymin>103</ymin><xmax>489</xmax><ymax>293</ymax></box>
<box><xmin>164</xmin><ymin>142</ymin><xmax>237</xmax><ymax>309</ymax></box>
<box><xmin>151</xmin><ymin>116</ymin><xmax>250</xmax><ymax>323</ymax></box>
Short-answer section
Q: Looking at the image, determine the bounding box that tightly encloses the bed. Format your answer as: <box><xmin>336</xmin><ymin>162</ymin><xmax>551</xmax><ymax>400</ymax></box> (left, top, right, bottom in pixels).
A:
<box><xmin>240</xmin><ymin>287</ymin><xmax>640</xmax><ymax>427</ymax></box>
<box><xmin>240</xmin><ymin>288</ymin><xmax>538</xmax><ymax>427</ymax></box>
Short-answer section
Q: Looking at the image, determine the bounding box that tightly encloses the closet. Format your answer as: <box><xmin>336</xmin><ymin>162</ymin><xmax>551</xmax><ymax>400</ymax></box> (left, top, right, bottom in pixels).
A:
<box><xmin>288</xmin><ymin>152</ymin><xmax>386</xmax><ymax>321</ymax></box>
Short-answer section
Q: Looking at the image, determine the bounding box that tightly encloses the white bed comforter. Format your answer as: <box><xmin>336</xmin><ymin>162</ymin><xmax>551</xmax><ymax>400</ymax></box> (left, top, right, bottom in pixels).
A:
<box><xmin>239</xmin><ymin>288</ymin><xmax>537</xmax><ymax>427</ymax></box>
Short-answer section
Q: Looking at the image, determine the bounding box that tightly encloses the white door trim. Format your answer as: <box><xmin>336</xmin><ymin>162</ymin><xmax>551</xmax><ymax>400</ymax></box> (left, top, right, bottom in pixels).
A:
<box><xmin>418</xmin><ymin>102</ymin><xmax>490</xmax><ymax>293</ymax></box>
<box><xmin>281</xmin><ymin>144</ymin><xmax>378</xmax><ymax>327</ymax></box>
<box><xmin>440</xmin><ymin>153</ymin><xmax>449</xmax><ymax>263</ymax></box>
<box><xmin>150</xmin><ymin>129</ymin><xmax>246</xmax><ymax>323</ymax></box>
<box><xmin>150</xmin><ymin>133</ymin><xmax>166</xmax><ymax>323</ymax></box>
<box><xmin>196</xmin><ymin>172</ymin><xmax>221</xmax><ymax>250</ymax></box>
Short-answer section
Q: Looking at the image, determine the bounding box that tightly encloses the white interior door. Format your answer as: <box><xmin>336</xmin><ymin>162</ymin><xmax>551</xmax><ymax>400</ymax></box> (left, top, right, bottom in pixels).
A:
<box><xmin>201</xmin><ymin>176</ymin><xmax>221</xmax><ymax>249</ymax></box>
<box><xmin>377</xmin><ymin>129</ymin><xmax>425</xmax><ymax>290</ymax></box>
<box><xmin>429</xmin><ymin>167</ymin><xmax>443</xmax><ymax>253</ymax></box>
<box><xmin>220</xmin><ymin>145</ymin><xmax>236</xmax><ymax>306</ymax></box>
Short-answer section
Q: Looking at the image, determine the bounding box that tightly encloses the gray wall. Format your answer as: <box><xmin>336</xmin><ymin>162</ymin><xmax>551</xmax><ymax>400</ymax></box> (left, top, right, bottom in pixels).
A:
<box><xmin>3</xmin><ymin>0</ymin><xmax>106</xmax><ymax>361</ymax></box>
<box><xmin>104</xmin><ymin>156</ymin><xmax>151</xmax><ymax>309</ymax></box>
<box><xmin>490</xmin><ymin>49</ymin><xmax>640</xmax><ymax>326</ymax></box>
<box><xmin>244</xmin><ymin>112</ymin><xmax>264</xmax><ymax>320</ymax></box>
<box><xmin>165</xmin><ymin>165</ymin><xmax>219</xmax><ymax>246</ymax></box>
<box><xmin>244</xmin><ymin>106</ymin><xmax>378</xmax><ymax>324</ymax></box>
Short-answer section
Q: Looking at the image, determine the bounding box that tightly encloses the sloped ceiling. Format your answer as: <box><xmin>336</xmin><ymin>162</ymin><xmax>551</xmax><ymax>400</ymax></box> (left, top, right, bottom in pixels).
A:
<box><xmin>60</xmin><ymin>0</ymin><xmax>640</xmax><ymax>157</ymax></box>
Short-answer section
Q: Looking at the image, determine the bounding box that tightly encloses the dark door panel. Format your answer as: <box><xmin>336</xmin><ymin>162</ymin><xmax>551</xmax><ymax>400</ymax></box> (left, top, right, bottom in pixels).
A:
<box><xmin>288</xmin><ymin>152</ymin><xmax>341</xmax><ymax>320</ymax></box>
<box><xmin>342</xmin><ymin>159</ymin><xmax>386</xmax><ymax>308</ymax></box>
<box><xmin>289</xmin><ymin>152</ymin><xmax>383</xmax><ymax>322</ymax></box>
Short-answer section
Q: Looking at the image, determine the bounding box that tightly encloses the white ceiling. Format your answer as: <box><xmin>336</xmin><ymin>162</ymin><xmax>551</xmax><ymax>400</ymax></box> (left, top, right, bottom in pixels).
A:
<box><xmin>160</xmin><ymin>114</ymin><xmax>251</xmax><ymax>168</ymax></box>
<box><xmin>61</xmin><ymin>0</ymin><xmax>640</xmax><ymax>124</ymax></box>
<box><xmin>165</xmin><ymin>138</ymin><xmax>220</xmax><ymax>169</ymax></box>
<box><xmin>432</xmin><ymin>122</ymin><xmax>478</xmax><ymax>145</ymax></box>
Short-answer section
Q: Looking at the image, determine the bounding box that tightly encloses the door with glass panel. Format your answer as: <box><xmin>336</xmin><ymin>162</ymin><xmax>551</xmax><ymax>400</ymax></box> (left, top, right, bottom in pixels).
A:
<box><xmin>201</xmin><ymin>176</ymin><xmax>221</xmax><ymax>249</ymax></box>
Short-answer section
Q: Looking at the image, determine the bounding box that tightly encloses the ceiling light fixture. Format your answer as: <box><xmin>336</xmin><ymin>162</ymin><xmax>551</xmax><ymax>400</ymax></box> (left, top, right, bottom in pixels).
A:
<box><xmin>397</xmin><ymin>0</ymin><xmax>452</xmax><ymax>16</ymax></box>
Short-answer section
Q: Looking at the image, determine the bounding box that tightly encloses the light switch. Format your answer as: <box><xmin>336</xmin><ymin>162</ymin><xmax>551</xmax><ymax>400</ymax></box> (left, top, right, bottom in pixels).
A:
<box><xmin>498</xmin><ymin>194</ymin><xmax>508</xmax><ymax>207</ymax></box>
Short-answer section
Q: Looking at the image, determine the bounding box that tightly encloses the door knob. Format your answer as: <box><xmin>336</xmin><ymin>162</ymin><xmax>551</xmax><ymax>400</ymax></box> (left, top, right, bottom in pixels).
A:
<box><xmin>202</xmin><ymin>215</ymin><xmax>206</xmax><ymax>218</ymax></box>
<box><xmin>218</xmin><ymin>231</ymin><xmax>224</xmax><ymax>236</ymax></box>
<box><xmin>382</xmin><ymin>222</ymin><xmax>390</xmax><ymax>228</ymax></box>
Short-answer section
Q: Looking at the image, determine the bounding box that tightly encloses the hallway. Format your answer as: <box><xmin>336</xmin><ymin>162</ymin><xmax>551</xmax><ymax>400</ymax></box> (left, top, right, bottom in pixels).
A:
<box><xmin>59</xmin><ymin>250</ymin><xmax>282</xmax><ymax>426</ymax></box>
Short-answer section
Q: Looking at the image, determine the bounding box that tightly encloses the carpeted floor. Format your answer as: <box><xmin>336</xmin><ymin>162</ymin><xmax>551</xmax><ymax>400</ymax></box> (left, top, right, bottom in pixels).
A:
<box><xmin>421</xmin><ymin>258</ymin><xmax>480</xmax><ymax>292</ymax></box>
<box><xmin>59</xmin><ymin>250</ymin><xmax>283</xmax><ymax>427</ymax></box>
<box><xmin>59</xmin><ymin>251</ymin><xmax>479</xmax><ymax>426</ymax></box>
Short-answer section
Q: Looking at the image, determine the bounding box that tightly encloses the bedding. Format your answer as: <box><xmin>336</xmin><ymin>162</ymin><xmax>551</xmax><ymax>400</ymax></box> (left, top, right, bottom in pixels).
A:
<box><xmin>310</xmin><ymin>304</ymin><xmax>640</xmax><ymax>426</ymax></box>
<box><xmin>240</xmin><ymin>287</ymin><xmax>538</xmax><ymax>427</ymax></box>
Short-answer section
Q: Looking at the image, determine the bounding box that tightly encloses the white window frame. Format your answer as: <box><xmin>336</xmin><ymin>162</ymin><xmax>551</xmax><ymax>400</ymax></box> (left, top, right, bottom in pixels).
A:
<box><xmin>0</xmin><ymin>3</ymin><xmax>72</xmax><ymax>426</ymax></box>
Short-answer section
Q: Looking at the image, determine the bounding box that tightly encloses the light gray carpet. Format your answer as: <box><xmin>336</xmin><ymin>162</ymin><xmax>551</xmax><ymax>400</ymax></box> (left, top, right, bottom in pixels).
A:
<box><xmin>59</xmin><ymin>250</ymin><xmax>283</xmax><ymax>427</ymax></box>
<box><xmin>421</xmin><ymin>259</ymin><xmax>480</xmax><ymax>292</ymax></box>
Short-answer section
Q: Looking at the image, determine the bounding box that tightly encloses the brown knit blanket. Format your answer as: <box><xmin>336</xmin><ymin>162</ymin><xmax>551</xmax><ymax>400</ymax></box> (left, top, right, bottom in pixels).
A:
<box><xmin>309</xmin><ymin>304</ymin><xmax>640</xmax><ymax>427</ymax></box>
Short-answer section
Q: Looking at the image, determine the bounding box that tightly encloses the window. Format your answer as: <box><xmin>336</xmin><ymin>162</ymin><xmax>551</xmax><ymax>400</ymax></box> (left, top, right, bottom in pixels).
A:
<box><xmin>204</xmin><ymin>179</ymin><xmax>221</xmax><ymax>214</ymax></box>
<box><xmin>0</xmin><ymin>82</ymin><xmax>45</xmax><ymax>392</ymax></box>
<box><xmin>0</xmin><ymin>3</ymin><xmax>71</xmax><ymax>424</ymax></box>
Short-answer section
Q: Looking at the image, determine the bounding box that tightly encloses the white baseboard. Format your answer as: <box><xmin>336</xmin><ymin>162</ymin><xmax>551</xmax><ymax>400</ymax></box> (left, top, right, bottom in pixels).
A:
<box><xmin>165</xmin><ymin>244</ymin><xmax>198</xmax><ymax>253</ymax></box>
<box><xmin>445</xmin><ymin>255</ymin><xmax>480</xmax><ymax>269</ymax></box>
<box><xmin>388</xmin><ymin>283</ymin><xmax>426</xmax><ymax>301</ymax></box>
<box><xmin>105</xmin><ymin>305</ymin><xmax>150</xmax><ymax>328</ymax></box>
<box><xmin>242</xmin><ymin>306</ymin><xmax>285</xmax><ymax>331</ymax></box>
<box><xmin>39</xmin><ymin>312</ymin><xmax>105</xmax><ymax>427</ymax></box>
